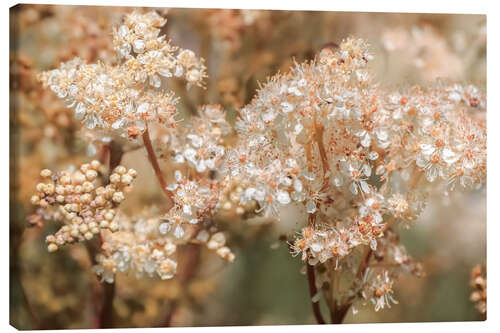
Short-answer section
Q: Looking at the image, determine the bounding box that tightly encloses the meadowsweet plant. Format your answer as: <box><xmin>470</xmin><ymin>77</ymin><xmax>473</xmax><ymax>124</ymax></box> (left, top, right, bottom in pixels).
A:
<box><xmin>28</xmin><ymin>10</ymin><xmax>486</xmax><ymax>325</ymax></box>
<box><xmin>35</xmin><ymin>11</ymin><xmax>232</xmax><ymax>284</ymax></box>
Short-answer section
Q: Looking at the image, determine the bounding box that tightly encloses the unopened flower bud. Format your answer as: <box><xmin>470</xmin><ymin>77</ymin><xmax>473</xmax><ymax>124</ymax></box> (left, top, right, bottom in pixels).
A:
<box><xmin>47</xmin><ymin>243</ymin><xmax>58</xmax><ymax>252</ymax></box>
<box><xmin>109</xmin><ymin>173</ymin><xmax>121</xmax><ymax>184</ymax></box>
<box><xmin>72</xmin><ymin>172</ymin><xmax>86</xmax><ymax>185</ymax></box>
<box><xmin>114</xmin><ymin>165</ymin><xmax>126</xmax><ymax>175</ymax></box>
<box><xmin>90</xmin><ymin>160</ymin><xmax>101</xmax><ymax>170</ymax></box>
<box><xmin>85</xmin><ymin>170</ymin><xmax>98</xmax><ymax>181</ymax></box>
<box><xmin>40</xmin><ymin>169</ymin><xmax>52</xmax><ymax>178</ymax></box>
<box><xmin>30</xmin><ymin>195</ymin><xmax>40</xmax><ymax>205</ymax></box>
<box><xmin>112</xmin><ymin>191</ymin><xmax>125</xmax><ymax>203</ymax></box>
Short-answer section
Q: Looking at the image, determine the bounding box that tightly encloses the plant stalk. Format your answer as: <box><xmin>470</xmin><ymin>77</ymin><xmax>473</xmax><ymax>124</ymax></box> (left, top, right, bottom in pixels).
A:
<box><xmin>142</xmin><ymin>126</ymin><xmax>174</xmax><ymax>210</ymax></box>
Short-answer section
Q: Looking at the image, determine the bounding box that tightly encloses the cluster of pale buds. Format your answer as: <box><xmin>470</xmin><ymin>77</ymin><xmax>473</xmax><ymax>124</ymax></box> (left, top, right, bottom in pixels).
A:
<box><xmin>29</xmin><ymin>161</ymin><xmax>137</xmax><ymax>252</ymax></box>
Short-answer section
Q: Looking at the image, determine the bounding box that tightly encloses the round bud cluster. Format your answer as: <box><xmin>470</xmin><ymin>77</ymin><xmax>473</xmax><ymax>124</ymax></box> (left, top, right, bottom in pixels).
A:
<box><xmin>30</xmin><ymin>161</ymin><xmax>137</xmax><ymax>252</ymax></box>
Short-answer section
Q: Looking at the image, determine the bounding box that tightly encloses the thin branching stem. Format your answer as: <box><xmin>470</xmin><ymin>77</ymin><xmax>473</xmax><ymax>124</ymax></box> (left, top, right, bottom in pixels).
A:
<box><xmin>86</xmin><ymin>141</ymin><xmax>123</xmax><ymax>328</ymax></box>
<box><xmin>330</xmin><ymin>304</ymin><xmax>350</xmax><ymax>324</ymax></box>
<box><xmin>305</xmin><ymin>212</ymin><xmax>327</xmax><ymax>324</ymax></box>
<box><xmin>306</xmin><ymin>263</ymin><xmax>326</xmax><ymax>324</ymax></box>
<box><xmin>142</xmin><ymin>126</ymin><xmax>174</xmax><ymax>210</ymax></box>
<box><xmin>141</xmin><ymin>127</ymin><xmax>201</xmax><ymax>327</ymax></box>
<box><xmin>162</xmin><ymin>243</ymin><xmax>201</xmax><ymax>327</ymax></box>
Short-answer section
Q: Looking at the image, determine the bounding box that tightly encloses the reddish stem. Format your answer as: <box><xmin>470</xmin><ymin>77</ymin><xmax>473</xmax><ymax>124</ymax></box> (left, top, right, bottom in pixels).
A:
<box><xmin>305</xmin><ymin>213</ymin><xmax>326</xmax><ymax>324</ymax></box>
<box><xmin>306</xmin><ymin>263</ymin><xmax>326</xmax><ymax>324</ymax></box>
<box><xmin>330</xmin><ymin>304</ymin><xmax>349</xmax><ymax>324</ymax></box>
<box><xmin>108</xmin><ymin>141</ymin><xmax>124</xmax><ymax>172</ymax></box>
<box><xmin>162</xmin><ymin>244</ymin><xmax>201</xmax><ymax>327</ymax></box>
<box><xmin>98</xmin><ymin>283</ymin><xmax>115</xmax><ymax>328</ymax></box>
<box><xmin>142</xmin><ymin>127</ymin><xmax>174</xmax><ymax>210</ymax></box>
<box><xmin>97</xmin><ymin>143</ymin><xmax>110</xmax><ymax>165</ymax></box>
<box><xmin>142</xmin><ymin>127</ymin><xmax>195</xmax><ymax>326</ymax></box>
<box><xmin>359</xmin><ymin>247</ymin><xmax>373</xmax><ymax>279</ymax></box>
<box><xmin>88</xmin><ymin>141</ymin><xmax>123</xmax><ymax>328</ymax></box>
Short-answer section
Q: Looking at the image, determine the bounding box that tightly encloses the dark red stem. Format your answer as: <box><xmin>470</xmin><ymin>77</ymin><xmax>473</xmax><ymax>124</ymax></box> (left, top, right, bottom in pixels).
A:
<box><xmin>306</xmin><ymin>263</ymin><xmax>326</xmax><ymax>324</ymax></box>
<box><xmin>142</xmin><ymin>127</ymin><xmax>174</xmax><ymax>210</ymax></box>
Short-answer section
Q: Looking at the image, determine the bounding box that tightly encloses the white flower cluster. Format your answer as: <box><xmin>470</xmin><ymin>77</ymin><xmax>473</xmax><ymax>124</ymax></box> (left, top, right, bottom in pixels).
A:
<box><xmin>224</xmin><ymin>37</ymin><xmax>485</xmax><ymax>313</ymax></box>
<box><xmin>93</xmin><ymin>201</ymin><xmax>235</xmax><ymax>283</ymax></box>
<box><xmin>38</xmin><ymin>11</ymin><xmax>206</xmax><ymax>142</ymax></box>
<box><xmin>291</xmin><ymin>195</ymin><xmax>385</xmax><ymax>266</ymax></box>
<box><xmin>162</xmin><ymin>170</ymin><xmax>225</xmax><ymax>240</ymax></box>
<box><xmin>163</xmin><ymin>105</ymin><xmax>232</xmax><ymax>174</ymax></box>
<box><xmin>228</xmin><ymin>37</ymin><xmax>485</xmax><ymax>252</ymax></box>
<box><xmin>227</xmin><ymin>39</ymin><xmax>380</xmax><ymax>221</ymax></box>
<box><xmin>372</xmin><ymin>82</ymin><xmax>486</xmax><ymax>191</ymax></box>
<box><xmin>360</xmin><ymin>269</ymin><xmax>398</xmax><ymax>312</ymax></box>
<box><xmin>113</xmin><ymin>11</ymin><xmax>206</xmax><ymax>87</ymax></box>
<box><xmin>94</xmin><ymin>208</ymin><xmax>178</xmax><ymax>283</ymax></box>
<box><xmin>38</xmin><ymin>57</ymin><xmax>179</xmax><ymax>139</ymax></box>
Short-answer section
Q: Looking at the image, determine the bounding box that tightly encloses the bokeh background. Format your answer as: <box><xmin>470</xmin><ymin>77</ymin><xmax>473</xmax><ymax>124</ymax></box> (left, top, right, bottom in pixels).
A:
<box><xmin>10</xmin><ymin>4</ymin><xmax>486</xmax><ymax>329</ymax></box>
